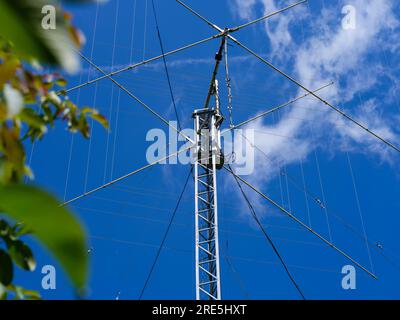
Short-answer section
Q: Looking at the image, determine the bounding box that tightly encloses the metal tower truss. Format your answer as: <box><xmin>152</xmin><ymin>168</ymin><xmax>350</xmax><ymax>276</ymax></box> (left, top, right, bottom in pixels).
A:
<box><xmin>193</xmin><ymin>100</ymin><xmax>224</xmax><ymax>300</ymax></box>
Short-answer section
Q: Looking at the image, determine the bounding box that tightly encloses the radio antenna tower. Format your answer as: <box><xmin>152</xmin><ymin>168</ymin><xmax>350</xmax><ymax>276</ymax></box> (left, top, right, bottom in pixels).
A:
<box><xmin>193</xmin><ymin>37</ymin><xmax>226</xmax><ymax>300</ymax></box>
<box><xmin>61</xmin><ymin>0</ymin><xmax>400</xmax><ymax>300</ymax></box>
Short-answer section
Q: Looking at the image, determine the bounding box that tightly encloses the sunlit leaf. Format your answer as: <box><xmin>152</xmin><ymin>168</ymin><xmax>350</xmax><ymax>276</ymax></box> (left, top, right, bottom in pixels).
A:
<box><xmin>0</xmin><ymin>284</ymin><xmax>7</xmax><ymax>300</ymax></box>
<box><xmin>11</xmin><ymin>223</ymin><xmax>32</xmax><ymax>237</ymax></box>
<box><xmin>55</xmin><ymin>78</ymin><xmax>67</xmax><ymax>87</ymax></box>
<box><xmin>0</xmin><ymin>219</ymin><xmax>11</xmax><ymax>238</ymax></box>
<box><xmin>0</xmin><ymin>56</ymin><xmax>20</xmax><ymax>88</ymax></box>
<box><xmin>20</xmin><ymin>288</ymin><xmax>41</xmax><ymax>300</ymax></box>
<box><xmin>0</xmin><ymin>126</ymin><xmax>25</xmax><ymax>181</ymax></box>
<box><xmin>68</xmin><ymin>25</ymin><xmax>86</xmax><ymax>48</ymax></box>
<box><xmin>19</xmin><ymin>108</ymin><xmax>46</xmax><ymax>130</ymax></box>
<box><xmin>6</xmin><ymin>284</ymin><xmax>41</xmax><ymax>300</ymax></box>
<box><xmin>89</xmin><ymin>111</ymin><xmax>109</xmax><ymax>129</ymax></box>
<box><xmin>8</xmin><ymin>240</ymin><xmax>36</xmax><ymax>271</ymax></box>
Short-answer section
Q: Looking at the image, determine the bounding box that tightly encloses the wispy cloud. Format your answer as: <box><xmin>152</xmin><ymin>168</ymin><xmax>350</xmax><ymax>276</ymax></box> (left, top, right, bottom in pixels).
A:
<box><xmin>229</xmin><ymin>0</ymin><xmax>400</xmax><ymax>212</ymax></box>
<box><xmin>79</xmin><ymin>54</ymin><xmax>255</xmax><ymax>77</ymax></box>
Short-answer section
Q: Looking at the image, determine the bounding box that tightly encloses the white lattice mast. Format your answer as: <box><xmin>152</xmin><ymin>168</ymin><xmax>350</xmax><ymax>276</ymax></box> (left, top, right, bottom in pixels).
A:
<box><xmin>193</xmin><ymin>38</ymin><xmax>225</xmax><ymax>300</ymax></box>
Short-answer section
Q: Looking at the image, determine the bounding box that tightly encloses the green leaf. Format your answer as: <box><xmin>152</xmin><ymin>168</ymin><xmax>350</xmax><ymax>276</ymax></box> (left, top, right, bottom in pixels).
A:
<box><xmin>88</xmin><ymin>111</ymin><xmax>109</xmax><ymax>129</ymax></box>
<box><xmin>0</xmin><ymin>56</ymin><xmax>20</xmax><ymax>88</ymax></box>
<box><xmin>0</xmin><ymin>184</ymin><xmax>88</xmax><ymax>289</ymax></box>
<box><xmin>19</xmin><ymin>288</ymin><xmax>41</xmax><ymax>300</ymax></box>
<box><xmin>55</xmin><ymin>78</ymin><xmax>67</xmax><ymax>87</ymax></box>
<box><xmin>0</xmin><ymin>219</ymin><xmax>11</xmax><ymax>237</ymax></box>
<box><xmin>6</xmin><ymin>284</ymin><xmax>41</xmax><ymax>300</ymax></box>
<box><xmin>0</xmin><ymin>0</ymin><xmax>79</xmax><ymax>73</ymax></box>
<box><xmin>11</xmin><ymin>223</ymin><xmax>32</xmax><ymax>237</ymax></box>
<box><xmin>0</xmin><ymin>284</ymin><xmax>7</xmax><ymax>300</ymax></box>
<box><xmin>19</xmin><ymin>108</ymin><xmax>46</xmax><ymax>130</ymax></box>
<box><xmin>8</xmin><ymin>240</ymin><xmax>36</xmax><ymax>271</ymax></box>
<box><xmin>0</xmin><ymin>219</ymin><xmax>15</xmax><ymax>245</ymax></box>
<box><xmin>0</xmin><ymin>249</ymin><xmax>13</xmax><ymax>286</ymax></box>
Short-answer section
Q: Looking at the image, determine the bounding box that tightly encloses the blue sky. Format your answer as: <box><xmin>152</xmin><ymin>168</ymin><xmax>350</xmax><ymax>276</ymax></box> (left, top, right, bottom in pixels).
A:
<box><xmin>16</xmin><ymin>0</ymin><xmax>400</xmax><ymax>299</ymax></box>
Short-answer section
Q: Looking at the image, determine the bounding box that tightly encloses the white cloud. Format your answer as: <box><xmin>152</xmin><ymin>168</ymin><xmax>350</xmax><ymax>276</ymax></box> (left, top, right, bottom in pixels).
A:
<box><xmin>229</xmin><ymin>0</ymin><xmax>400</xmax><ymax>211</ymax></box>
<box><xmin>233</xmin><ymin>0</ymin><xmax>258</xmax><ymax>20</ymax></box>
<box><xmin>234</xmin><ymin>0</ymin><xmax>308</xmax><ymax>59</ymax></box>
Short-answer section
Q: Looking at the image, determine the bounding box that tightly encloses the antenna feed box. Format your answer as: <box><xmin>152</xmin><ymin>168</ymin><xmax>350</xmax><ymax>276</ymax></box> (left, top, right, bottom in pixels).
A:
<box><xmin>193</xmin><ymin>108</ymin><xmax>224</xmax><ymax>170</ymax></box>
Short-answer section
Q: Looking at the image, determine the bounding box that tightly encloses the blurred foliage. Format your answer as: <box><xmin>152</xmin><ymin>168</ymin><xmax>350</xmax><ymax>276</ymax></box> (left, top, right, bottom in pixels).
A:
<box><xmin>0</xmin><ymin>185</ymin><xmax>90</xmax><ymax>297</ymax></box>
<box><xmin>0</xmin><ymin>0</ymin><xmax>88</xmax><ymax>73</ymax></box>
<box><xmin>0</xmin><ymin>219</ymin><xmax>40</xmax><ymax>299</ymax></box>
<box><xmin>0</xmin><ymin>39</ymin><xmax>108</xmax><ymax>183</ymax></box>
<box><xmin>0</xmin><ymin>0</ymin><xmax>109</xmax><ymax>299</ymax></box>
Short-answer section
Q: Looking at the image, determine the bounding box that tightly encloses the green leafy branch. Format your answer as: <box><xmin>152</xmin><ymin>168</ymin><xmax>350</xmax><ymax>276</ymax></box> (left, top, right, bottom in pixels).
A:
<box><xmin>0</xmin><ymin>0</ymin><xmax>109</xmax><ymax>299</ymax></box>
